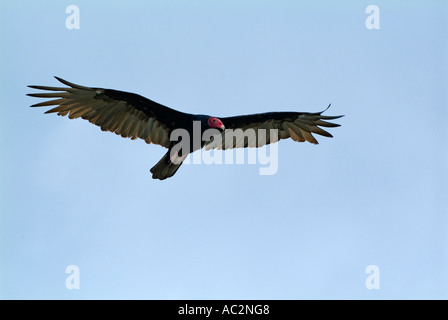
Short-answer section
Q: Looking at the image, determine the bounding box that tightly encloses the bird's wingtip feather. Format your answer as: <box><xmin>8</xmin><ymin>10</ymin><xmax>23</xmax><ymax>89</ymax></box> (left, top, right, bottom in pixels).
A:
<box><xmin>54</xmin><ymin>76</ymin><xmax>69</xmax><ymax>85</ymax></box>
<box><xmin>54</xmin><ymin>76</ymin><xmax>67</xmax><ymax>83</ymax></box>
<box><xmin>52</xmin><ymin>76</ymin><xmax>92</xmax><ymax>90</ymax></box>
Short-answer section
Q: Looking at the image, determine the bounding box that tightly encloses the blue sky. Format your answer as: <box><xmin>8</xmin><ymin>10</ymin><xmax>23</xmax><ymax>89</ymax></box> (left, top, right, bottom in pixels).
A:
<box><xmin>1</xmin><ymin>0</ymin><xmax>447</xmax><ymax>299</ymax></box>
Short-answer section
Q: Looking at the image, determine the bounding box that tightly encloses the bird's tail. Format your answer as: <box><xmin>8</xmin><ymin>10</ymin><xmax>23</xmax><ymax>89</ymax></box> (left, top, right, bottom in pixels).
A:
<box><xmin>150</xmin><ymin>150</ymin><xmax>184</xmax><ymax>180</ymax></box>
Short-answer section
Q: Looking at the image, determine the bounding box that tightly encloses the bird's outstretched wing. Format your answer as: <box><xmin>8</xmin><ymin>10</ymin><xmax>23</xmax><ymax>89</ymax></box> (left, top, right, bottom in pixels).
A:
<box><xmin>205</xmin><ymin>105</ymin><xmax>343</xmax><ymax>150</ymax></box>
<box><xmin>28</xmin><ymin>77</ymin><xmax>195</xmax><ymax>148</ymax></box>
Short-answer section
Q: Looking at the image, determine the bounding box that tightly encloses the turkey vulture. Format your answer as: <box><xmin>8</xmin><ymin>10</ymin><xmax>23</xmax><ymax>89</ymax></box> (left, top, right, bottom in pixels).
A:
<box><xmin>28</xmin><ymin>77</ymin><xmax>343</xmax><ymax>180</ymax></box>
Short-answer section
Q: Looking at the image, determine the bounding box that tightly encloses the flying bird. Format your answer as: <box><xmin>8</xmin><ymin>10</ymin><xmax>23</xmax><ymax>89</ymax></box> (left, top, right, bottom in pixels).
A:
<box><xmin>28</xmin><ymin>77</ymin><xmax>343</xmax><ymax>180</ymax></box>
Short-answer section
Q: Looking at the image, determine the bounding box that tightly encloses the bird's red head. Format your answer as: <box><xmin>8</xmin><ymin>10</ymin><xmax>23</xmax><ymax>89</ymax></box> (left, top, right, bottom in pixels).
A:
<box><xmin>208</xmin><ymin>117</ymin><xmax>225</xmax><ymax>130</ymax></box>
